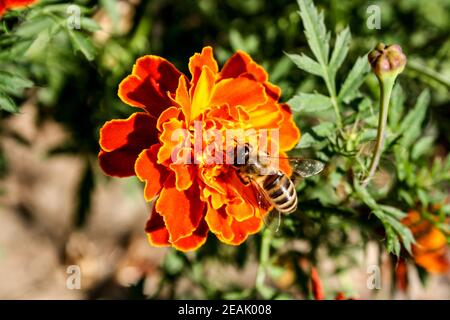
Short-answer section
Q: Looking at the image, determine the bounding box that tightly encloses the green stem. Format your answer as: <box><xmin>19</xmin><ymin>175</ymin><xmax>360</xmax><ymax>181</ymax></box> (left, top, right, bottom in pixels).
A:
<box><xmin>255</xmin><ymin>229</ymin><xmax>272</xmax><ymax>293</ymax></box>
<box><xmin>323</xmin><ymin>69</ymin><xmax>343</xmax><ymax>128</ymax></box>
<box><xmin>362</xmin><ymin>76</ymin><xmax>395</xmax><ymax>187</ymax></box>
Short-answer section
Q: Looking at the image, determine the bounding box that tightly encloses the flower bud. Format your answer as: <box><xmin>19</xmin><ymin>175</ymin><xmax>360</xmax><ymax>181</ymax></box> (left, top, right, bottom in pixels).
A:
<box><xmin>368</xmin><ymin>43</ymin><xmax>407</xmax><ymax>79</ymax></box>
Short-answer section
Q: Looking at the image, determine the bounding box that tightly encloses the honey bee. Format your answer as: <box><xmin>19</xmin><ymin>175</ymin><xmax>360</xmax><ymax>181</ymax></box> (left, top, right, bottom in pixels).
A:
<box><xmin>232</xmin><ymin>143</ymin><xmax>324</xmax><ymax>215</ymax></box>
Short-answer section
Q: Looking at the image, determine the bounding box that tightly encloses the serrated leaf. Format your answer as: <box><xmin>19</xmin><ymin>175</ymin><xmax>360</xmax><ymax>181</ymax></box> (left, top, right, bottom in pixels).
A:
<box><xmin>285</xmin><ymin>53</ymin><xmax>322</xmax><ymax>77</ymax></box>
<box><xmin>379</xmin><ymin>205</ymin><xmax>406</xmax><ymax>220</ymax></box>
<box><xmin>0</xmin><ymin>71</ymin><xmax>33</xmax><ymax>92</ymax></box>
<box><xmin>68</xmin><ymin>30</ymin><xmax>97</xmax><ymax>61</ymax></box>
<box><xmin>329</xmin><ymin>27</ymin><xmax>351</xmax><ymax>77</ymax></box>
<box><xmin>297</xmin><ymin>0</ymin><xmax>330</xmax><ymax>66</ymax></box>
<box><xmin>398</xmin><ymin>89</ymin><xmax>430</xmax><ymax>147</ymax></box>
<box><xmin>338</xmin><ymin>55</ymin><xmax>370</xmax><ymax>103</ymax></box>
<box><xmin>287</xmin><ymin>92</ymin><xmax>332</xmax><ymax>113</ymax></box>
<box><xmin>0</xmin><ymin>91</ymin><xmax>18</xmax><ymax>113</ymax></box>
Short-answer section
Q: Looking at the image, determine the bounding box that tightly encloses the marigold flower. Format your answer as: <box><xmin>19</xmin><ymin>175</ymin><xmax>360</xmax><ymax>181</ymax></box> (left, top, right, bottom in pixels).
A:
<box><xmin>0</xmin><ymin>0</ymin><xmax>37</xmax><ymax>16</ymax></box>
<box><xmin>402</xmin><ymin>210</ymin><xmax>449</xmax><ymax>274</ymax></box>
<box><xmin>99</xmin><ymin>47</ymin><xmax>300</xmax><ymax>251</ymax></box>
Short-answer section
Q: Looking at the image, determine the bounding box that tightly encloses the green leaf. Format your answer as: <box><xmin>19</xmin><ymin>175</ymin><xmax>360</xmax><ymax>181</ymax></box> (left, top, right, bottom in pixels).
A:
<box><xmin>285</xmin><ymin>53</ymin><xmax>322</xmax><ymax>77</ymax></box>
<box><xmin>379</xmin><ymin>205</ymin><xmax>406</xmax><ymax>220</ymax></box>
<box><xmin>297</xmin><ymin>0</ymin><xmax>330</xmax><ymax>66</ymax></box>
<box><xmin>296</xmin><ymin>132</ymin><xmax>316</xmax><ymax>149</ymax></box>
<box><xmin>68</xmin><ymin>30</ymin><xmax>97</xmax><ymax>61</ymax></box>
<box><xmin>0</xmin><ymin>71</ymin><xmax>33</xmax><ymax>92</ymax></box>
<box><xmin>80</xmin><ymin>18</ymin><xmax>101</xmax><ymax>33</ymax></box>
<box><xmin>311</xmin><ymin>122</ymin><xmax>335</xmax><ymax>137</ymax></box>
<box><xmin>389</xmin><ymin>84</ymin><xmax>405</xmax><ymax>129</ymax></box>
<box><xmin>0</xmin><ymin>91</ymin><xmax>18</xmax><ymax>113</ymax></box>
<box><xmin>288</xmin><ymin>92</ymin><xmax>332</xmax><ymax>113</ymax></box>
<box><xmin>338</xmin><ymin>55</ymin><xmax>370</xmax><ymax>103</ymax></box>
<box><xmin>398</xmin><ymin>89</ymin><xmax>430</xmax><ymax>147</ymax></box>
<box><xmin>411</xmin><ymin>135</ymin><xmax>435</xmax><ymax>160</ymax></box>
<box><xmin>329</xmin><ymin>27</ymin><xmax>351</xmax><ymax>77</ymax></box>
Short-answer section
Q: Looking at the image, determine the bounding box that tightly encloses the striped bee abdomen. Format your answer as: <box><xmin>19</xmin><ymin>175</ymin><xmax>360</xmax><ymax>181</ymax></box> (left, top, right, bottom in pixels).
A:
<box><xmin>259</xmin><ymin>171</ymin><xmax>298</xmax><ymax>214</ymax></box>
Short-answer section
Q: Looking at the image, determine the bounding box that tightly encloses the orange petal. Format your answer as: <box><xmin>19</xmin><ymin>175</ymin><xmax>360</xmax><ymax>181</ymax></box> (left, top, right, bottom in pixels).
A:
<box><xmin>205</xmin><ymin>205</ymin><xmax>234</xmax><ymax>242</ymax></box>
<box><xmin>99</xmin><ymin>112</ymin><xmax>157</xmax><ymax>152</ymax></box>
<box><xmin>145</xmin><ymin>207</ymin><xmax>170</xmax><ymax>247</ymax></box>
<box><xmin>118</xmin><ymin>56</ymin><xmax>182</xmax><ymax>118</ymax></box>
<box><xmin>190</xmin><ymin>65</ymin><xmax>216</xmax><ymax>121</ymax></box>
<box><xmin>172</xmin><ymin>219</ymin><xmax>209</xmax><ymax>251</ymax></box>
<box><xmin>156</xmin><ymin>106</ymin><xmax>181</xmax><ymax>132</ymax></box>
<box><xmin>225</xmin><ymin>198</ymin><xmax>254</xmax><ymax>222</ymax></box>
<box><xmin>278</xmin><ymin>103</ymin><xmax>301</xmax><ymax>151</ymax></box>
<box><xmin>157</xmin><ymin>118</ymin><xmax>188</xmax><ymax>164</ymax></box>
<box><xmin>220</xmin><ymin>50</ymin><xmax>268</xmax><ymax>82</ymax></box>
<box><xmin>174</xmin><ymin>76</ymin><xmax>192</xmax><ymax>122</ymax></box>
<box><xmin>211</xmin><ymin>77</ymin><xmax>267</xmax><ymax>111</ymax></box>
<box><xmin>228</xmin><ymin>214</ymin><xmax>263</xmax><ymax>245</ymax></box>
<box><xmin>135</xmin><ymin>144</ymin><xmax>170</xmax><ymax>201</ymax></box>
<box><xmin>245</xmin><ymin>101</ymin><xmax>283</xmax><ymax>129</ymax></box>
<box><xmin>155</xmin><ymin>176</ymin><xmax>205</xmax><ymax>242</ymax></box>
<box><xmin>189</xmin><ymin>46</ymin><xmax>218</xmax><ymax>89</ymax></box>
<box><xmin>169</xmin><ymin>162</ymin><xmax>195</xmax><ymax>191</ymax></box>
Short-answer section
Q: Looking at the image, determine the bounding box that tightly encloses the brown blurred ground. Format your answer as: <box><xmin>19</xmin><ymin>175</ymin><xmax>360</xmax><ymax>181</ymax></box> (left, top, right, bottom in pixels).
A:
<box><xmin>0</xmin><ymin>104</ymin><xmax>449</xmax><ymax>299</ymax></box>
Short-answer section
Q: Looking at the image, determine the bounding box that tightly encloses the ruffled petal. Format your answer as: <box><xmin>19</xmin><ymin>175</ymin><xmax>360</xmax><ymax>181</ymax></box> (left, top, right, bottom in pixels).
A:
<box><xmin>220</xmin><ymin>50</ymin><xmax>268</xmax><ymax>82</ymax></box>
<box><xmin>145</xmin><ymin>207</ymin><xmax>170</xmax><ymax>247</ymax></box>
<box><xmin>99</xmin><ymin>112</ymin><xmax>157</xmax><ymax>152</ymax></box>
<box><xmin>205</xmin><ymin>205</ymin><xmax>234</xmax><ymax>242</ymax></box>
<box><xmin>118</xmin><ymin>56</ymin><xmax>183</xmax><ymax>118</ymax></box>
<box><xmin>278</xmin><ymin>103</ymin><xmax>301</xmax><ymax>151</ymax></box>
<box><xmin>98</xmin><ymin>149</ymin><xmax>140</xmax><ymax>177</ymax></box>
<box><xmin>211</xmin><ymin>77</ymin><xmax>267</xmax><ymax>111</ymax></box>
<box><xmin>135</xmin><ymin>144</ymin><xmax>170</xmax><ymax>201</ymax></box>
<box><xmin>228</xmin><ymin>215</ymin><xmax>263</xmax><ymax>245</ymax></box>
<box><xmin>157</xmin><ymin>117</ymin><xmax>189</xmax><ymax>164</ymax></box>
<box><xmin>155</xmin><ymin>176</ymin><xmax>205</xmax><ymax>242</ymax></box>
<box><xmin>98</xmin><ymin>113</ymin><xmax>158</xmax><ymax>177</ymax></box>
<box><xmin>156</xmin><ymin>106</ymin><xmax>181</xmax><ymax>132</ymax></box>
<box><xmin>189</xmin><ymin>46</ymin><xmax>219</xmax><ymax>89</ymax></box>
<box><xmin>172</xmin><ymin>219</ymin><xmax>209</xmax><ymax>251</ymax></box>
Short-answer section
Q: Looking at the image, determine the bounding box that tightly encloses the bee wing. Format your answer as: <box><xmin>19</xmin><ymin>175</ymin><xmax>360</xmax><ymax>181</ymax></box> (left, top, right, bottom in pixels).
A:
<box><xmin>289</xmin><ymin>158</ymin><xmax>325</xmax><ymax>178</ymax></box>
<box><xmin>248</xmin><ymin>177</ymin><xmax>273</xmax><ymax>211</ymax></box>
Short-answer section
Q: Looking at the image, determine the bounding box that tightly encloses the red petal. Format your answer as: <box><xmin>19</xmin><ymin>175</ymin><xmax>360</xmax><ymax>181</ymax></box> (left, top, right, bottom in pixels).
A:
<box><xmin>220</xmin><ymin>51</ymin><xmax>268</xmax><ymax>82</ymax></box>
<box><xmin>145</xmin><ymin>207</ymin><xmax>170</xmax><ymax>247</ymax></box>
<box><xmin>118</xmin><ymin>56</ymin><xmax>183</xmax><ymax>118</ymax></box>
<box><xmin>99</xmin><ymin>112</ymin><xmax>157</xmax><ymax>152</ymax></box>
<box><xmin>99</xmin><ymin>149</ymin><xmax>141</xmax><ymax>177</ymax></box>
<box><xmin>135</xmin><ymin>144</ymin><xmax>170</xmax><ymax>201</ymax></box>
<box><xmin>155</xmin><ymin>176</ymin><xmax>205</xmax><ymax>242</ymax></box>
<box><xmin>172</xmin><ymin>219</ymin><xmax>209</xmax><ymax>251</ymax></box>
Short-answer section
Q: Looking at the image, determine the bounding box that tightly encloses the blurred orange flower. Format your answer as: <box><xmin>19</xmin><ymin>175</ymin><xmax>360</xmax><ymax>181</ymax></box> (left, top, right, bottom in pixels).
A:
<box><xmin>99</xmin><ymin>47</ymin><xmax>300</xmax><ymax>251</ymax></box>
<box><xmin>402</xmin><ymin>210</ymin><xmax>449</xmax><ymax>274</ymax></box>
<box><xmin>0</xmin><ymin>0</ymin><xmax>37</xmax><ymax>16</ymax></box>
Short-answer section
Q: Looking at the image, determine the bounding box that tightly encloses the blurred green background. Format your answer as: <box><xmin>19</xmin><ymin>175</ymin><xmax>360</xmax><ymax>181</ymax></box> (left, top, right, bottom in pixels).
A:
<box><xmin>0</xmin><ymin>0</ymin><xmax>449</xmax><ymax>299</ymax></box>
